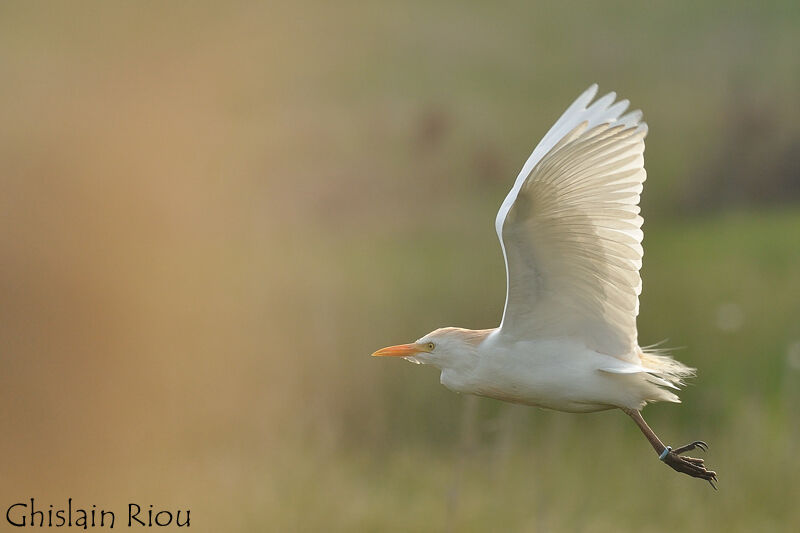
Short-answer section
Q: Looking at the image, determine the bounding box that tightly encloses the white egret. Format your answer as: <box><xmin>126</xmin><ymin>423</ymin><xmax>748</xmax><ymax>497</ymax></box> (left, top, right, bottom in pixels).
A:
<box><xmin>373</xmin><ymin>85</ymin><xmax>717</xmax><ymax>486</ymax></box>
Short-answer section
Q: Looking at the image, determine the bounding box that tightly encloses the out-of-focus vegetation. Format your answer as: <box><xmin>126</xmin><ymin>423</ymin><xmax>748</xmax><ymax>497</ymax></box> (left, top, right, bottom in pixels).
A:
<box><xmin>1</xmin><ymin>1</ymin><xmax>799</xmax><ymax>531</ymax></box>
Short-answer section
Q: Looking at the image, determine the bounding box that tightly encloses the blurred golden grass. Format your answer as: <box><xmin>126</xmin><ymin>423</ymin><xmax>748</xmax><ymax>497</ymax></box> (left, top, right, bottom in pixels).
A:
<box><xmin>1</xmin><ymin>1</ymin><xmax>799</xmax><ymax>531</ymax></box>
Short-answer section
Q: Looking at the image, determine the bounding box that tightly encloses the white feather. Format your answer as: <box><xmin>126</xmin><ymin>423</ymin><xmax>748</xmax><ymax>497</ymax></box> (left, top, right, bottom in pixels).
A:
<box><xmin>496</xmin><ymin>86</ymin><xmax>648</xmax><ymax>360</ymax></box>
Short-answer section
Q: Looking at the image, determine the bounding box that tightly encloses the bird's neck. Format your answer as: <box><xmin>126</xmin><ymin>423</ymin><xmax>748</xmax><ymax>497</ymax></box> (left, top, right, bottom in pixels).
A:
<box><xmin>435</xmin><ymin>328</ymin><xmax>496</xmax><ymax>392</ymax></box>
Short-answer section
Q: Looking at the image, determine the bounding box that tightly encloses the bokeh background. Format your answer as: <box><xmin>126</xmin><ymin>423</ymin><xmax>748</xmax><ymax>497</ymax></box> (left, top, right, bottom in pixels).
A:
<box><xmin>2</xmin><ymin>1</ymin><xmax>799</xmax><ymax>531</ymax></box>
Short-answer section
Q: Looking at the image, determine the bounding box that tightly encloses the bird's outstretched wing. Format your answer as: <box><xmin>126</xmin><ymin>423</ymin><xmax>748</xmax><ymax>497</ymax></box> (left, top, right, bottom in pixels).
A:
<box><xmin>495</xmin><ymin>85</ymin><xmax>647</xmax><ymax>359</ymax></box>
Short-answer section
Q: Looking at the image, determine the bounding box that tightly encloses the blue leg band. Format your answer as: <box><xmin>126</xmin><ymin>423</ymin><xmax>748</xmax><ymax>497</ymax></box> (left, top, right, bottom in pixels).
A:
<box><xmin>659</xmin><ymin>446</ymin><xmax>672</xmax><ymax>461</ymax></box>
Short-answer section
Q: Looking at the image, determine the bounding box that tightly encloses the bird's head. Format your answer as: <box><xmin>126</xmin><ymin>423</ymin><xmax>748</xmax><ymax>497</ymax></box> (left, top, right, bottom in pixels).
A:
<box><xmin>371</xmin><ymin>327</ymin><xmax>491</xmax><ymax>369</ymax></box>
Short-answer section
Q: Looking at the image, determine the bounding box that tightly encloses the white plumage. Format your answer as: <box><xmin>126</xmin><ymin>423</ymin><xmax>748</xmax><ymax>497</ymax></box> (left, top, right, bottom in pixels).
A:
<box><xmin>497</xmin><ymin>92</ymin><xmax>648</xmax><ymax>358</ymax></box>
<box><xmin>374</xmin><ymin>85</ymin><xmax>717</xmax><ymax>485</ymax></box>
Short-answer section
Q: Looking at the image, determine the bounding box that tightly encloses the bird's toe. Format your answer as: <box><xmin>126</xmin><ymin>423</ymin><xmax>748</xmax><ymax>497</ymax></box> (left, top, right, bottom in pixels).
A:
<box><xmin>663</xmin><ymin>451</ymin><xmax>717</xmax><ymax>488</ymax></box>
<box><xmin>672</xmin><ymin>440</ymin><xmax>708</xmax><ymax>455</ymax></box>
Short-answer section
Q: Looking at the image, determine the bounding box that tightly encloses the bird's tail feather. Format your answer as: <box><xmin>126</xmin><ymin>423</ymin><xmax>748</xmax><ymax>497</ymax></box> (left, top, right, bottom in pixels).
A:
<box><xmin>639</xmin><ymin>347</ymin><xmax>696</xmax><ymax>389</ymax></box>
<box><xmin>600</xmin><ymin>346</ymin><xmax>696</xmax><ymax>405</ymax></box>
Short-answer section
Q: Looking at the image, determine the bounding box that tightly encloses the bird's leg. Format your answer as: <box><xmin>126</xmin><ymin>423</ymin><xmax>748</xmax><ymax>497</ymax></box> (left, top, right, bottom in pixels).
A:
<box><xmin>621</xmin><ymin>408</ymin><xmax>718</xmax><ymax>489</ymax></box>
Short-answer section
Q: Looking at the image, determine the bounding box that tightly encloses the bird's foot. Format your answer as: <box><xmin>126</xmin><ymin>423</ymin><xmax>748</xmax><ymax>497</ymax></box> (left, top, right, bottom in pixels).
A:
<box><xmin>661</xmin><ymin>442</ymin><xmax>717</xmax><ymax>489</ymax></box>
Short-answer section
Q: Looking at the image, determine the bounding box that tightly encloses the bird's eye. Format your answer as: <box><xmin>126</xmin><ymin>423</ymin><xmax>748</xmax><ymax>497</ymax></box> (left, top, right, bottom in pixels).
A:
<box><xmin>426</xmin><ymin>342</ymin><xmax>435</xmax><ymax>351</ymax></box>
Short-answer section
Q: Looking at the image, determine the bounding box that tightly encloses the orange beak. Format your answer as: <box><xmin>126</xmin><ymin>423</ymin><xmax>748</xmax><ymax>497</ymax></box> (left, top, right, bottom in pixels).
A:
<box><xmin>371</xmin><ymin>343</ymin><xmax>423</xmax><ymax>357</ymax></box>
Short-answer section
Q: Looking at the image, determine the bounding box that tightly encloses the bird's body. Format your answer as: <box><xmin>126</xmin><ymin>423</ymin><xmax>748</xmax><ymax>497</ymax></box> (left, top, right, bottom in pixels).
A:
<box><xmin>435</xmin><ymin>329</ymin><xmax>663</xmax><ymax>412</ymax></box>
<box><xmin>373</xmin><ymin>85</ymin><xmax>717</xmax><ymax>486</ymax></box>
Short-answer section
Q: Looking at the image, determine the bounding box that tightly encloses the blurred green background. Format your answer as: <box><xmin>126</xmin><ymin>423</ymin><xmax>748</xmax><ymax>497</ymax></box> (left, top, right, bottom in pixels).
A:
<box><xmin>2</xmin><ymin>1</ymin><xmax>799</xmax><ymax>531</ymax></box>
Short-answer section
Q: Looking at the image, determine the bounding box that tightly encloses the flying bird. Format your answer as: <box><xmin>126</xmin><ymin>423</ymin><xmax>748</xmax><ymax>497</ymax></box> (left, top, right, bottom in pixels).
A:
<box><xmin>373</xmin><ymin>85</ymin><xmax>717</xmax><ymax>487</ymax></box>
